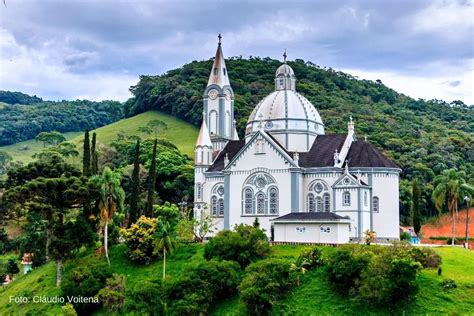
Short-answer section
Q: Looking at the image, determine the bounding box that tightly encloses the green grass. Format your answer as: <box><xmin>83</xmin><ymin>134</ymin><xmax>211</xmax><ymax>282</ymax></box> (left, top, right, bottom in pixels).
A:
<box><xmin>69</xmin><ymin>111</ymin><xmax>198</xmax><ymax>157</ymax></box>
<box><xmin>0</xmin><ymin>111</ymin><xmax>198</xmax><ymax>165</ymax></box>
<box><xmin>0</xmin><ymin>132</ymin><xmax>82</xmax><ymax>164</ymax></box>
<box><xmin>1</xmin><ymin>245</ymin><xmax>472</xmax><ymax>315</ymax></box>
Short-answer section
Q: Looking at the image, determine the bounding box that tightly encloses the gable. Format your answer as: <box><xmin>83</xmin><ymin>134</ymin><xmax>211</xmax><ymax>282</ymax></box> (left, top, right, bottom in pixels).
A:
<box><xmin>225</xmin><ymin>131</ymin><xmax>297</xmax><ymax>171</ymax></box>
<box><xmin>332</xmin><ymin>173</ymin><xmax>364</xmax><ymax>188</ymax></box>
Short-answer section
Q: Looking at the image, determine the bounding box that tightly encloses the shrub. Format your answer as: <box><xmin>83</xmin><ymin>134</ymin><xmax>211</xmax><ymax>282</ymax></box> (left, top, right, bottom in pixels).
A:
<box><xmin>204</xmin><ymin>224</ymin><xmax>270</xmax><ymax>267</ymax></box>
<box><xmin>154</xmin><ymin>202</ymin><xmax>180</xmax><ymax>230</ymax></box>
<box><xmin>326</xmin><ymin>247</ymin><xmax>371</xmax><ymax>294</ymax></box>
<box><xmin>0</xmin><ymin>228</ymin><xmax>8</xmax><ymax>254</ymax></box>
<box><xmin>408</xmin><ymin>247</ymin><xmax>442</xmax><ymax>268</ymax></box>
<box><xmin>61</xmin><ymin>257</ymin><xmax>112</xmax><ymax>314</ymax></box>
<box><xmin>96</xmin><ymin>274</ymin><xmax>126</xmax><ymax>312</ymax></box>
<box><xmin>120</xmin><ymin>216</ymin><xmax>158</xmax><ymax>264</ymax></box>
<box><xmin>165</xmin><ymin>259</ymin><xmax>242</xmax><ymax>315</ymax></box>
<box><xmin>125</xmin><ymin>279</ymin><xmax>164</xmax><ymax>314</ymax></box>
<box><xmin>440</xmin><ymin>279</ymin><xmax>457</xmax><ymax>290</ymax></box>
<box><xmin>5</xmin><ymin>258</ymin><xmax>20</xmax><ymax>276</ymax></box>
<box><xmin>386</xmin><ymin>258</ymin><xmax>422</xmax><ymax>302</ymax></box>
<box><xmin>298</xmin><ymin>246</ymin><xmax>323</xmax><ymax>269</ymax></box>
<box><xmin>61</xmin><ymin>304</ymin><xmax>77</xmax><ymax>316</ymax></box>
<box><xmin>239</xmin><ymin>258</ymin><xmax>296</xmax><ymax>315</ymax></box>
<box><xmin>400</xmin><ymin>231</ymin><xmax>411</xmax><ymax>241</ymax></box>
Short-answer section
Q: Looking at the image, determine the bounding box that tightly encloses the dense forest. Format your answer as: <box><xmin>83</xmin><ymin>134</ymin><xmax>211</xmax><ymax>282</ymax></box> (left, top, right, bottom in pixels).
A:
<box><xmin>124</xmin><ymin>57</ymin><xmax>474</xmax><ymax>223</ymax></box>
<box><xmin>0</xmin><ymin>95</ymin><xmax>124</xmax><ymax>145</ymax></box>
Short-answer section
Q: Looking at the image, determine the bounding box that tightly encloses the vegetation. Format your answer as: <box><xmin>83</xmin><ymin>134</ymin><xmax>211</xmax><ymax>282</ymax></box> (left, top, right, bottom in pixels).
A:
<box><xmin>0</xmin><ymin>96</ymin><xmax>123</xmax><ymax>146</ymax></box>
<box><xmin>412</xmin><ymin>179</ymin><xmax>422</xmax><ymax>234</ymax></box>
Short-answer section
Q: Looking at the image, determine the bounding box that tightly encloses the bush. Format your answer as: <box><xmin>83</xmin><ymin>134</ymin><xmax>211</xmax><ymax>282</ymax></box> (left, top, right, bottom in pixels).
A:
<box><xmin>386</xmin><ymin>258</ymin><xmax>422</xmax><ymax>302</ymax></box>
<box><xmin>239</xmin><ymin>258</ymin><xmax>296</xmax><ymax>315</ymax></box>
<box><xmin>204</xmin><ymin>224</ymin><xmax>270</xmax><ymax>267</ymax></box>
<box><xmin>5</xmin><ymin>258</ymin><xmax>20</xmax><ymax>276</ymax></box>
<box><xmin>96</xmin><ymin>274</ymin><xmax>126</xmax><ymax>312</ymax></box>
<box><xmin>326</xmin><ymin>247</ymin><xmax>370</xmax><ymax>294</ymax></box>
<box><xmin>440</xmin><ymin>279</ymin><xmax>457</xmax><ymax>290</ymax></box>
<box><xmin>400</xmin><ymin>231</ymin><xmax>411</xmax><ymax>241</ymax></box>
<box><xmin>408</xmin><ymin>247</ymin><xmax>442</xmax><ymax>268</ymax></box>
<box><xmin>0</xmin><ymin>228</ymin><xmax>8</xmax><ymax>254</ymax></box>
<box><xmin>61</xmin><ymin>257</ymin><xmax>112</xmax><ymax>314</ymax></box>
<box><xmin>125</xmin><ymin>279</ymin><xmax>164</xmax><ymax>314</ymax></box>
<box><xmin>120</xmin><ymin>216</ymin><xmax>158</xmax><ymax>264</ymax></box>
<box><xmin>165</xmin><ymin>259</ymin><xmax>242</xmax><ymax>315</ymax></box>
<box><xmin>61</xmin><ymin>304</ymin><xmax>77</xmax><ymax>316</ymax></box>
<box><xmin>298</xmin><ymin>246</ymin><xmax>323</xmax><ymax>269</ymax></box>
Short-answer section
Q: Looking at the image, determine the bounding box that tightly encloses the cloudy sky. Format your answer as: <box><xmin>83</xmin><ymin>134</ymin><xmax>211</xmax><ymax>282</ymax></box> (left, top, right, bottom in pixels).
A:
<box><xmin>0</xmin><ymin>0</ymin><xmax>472</xmax><ymax>104</ymax></box>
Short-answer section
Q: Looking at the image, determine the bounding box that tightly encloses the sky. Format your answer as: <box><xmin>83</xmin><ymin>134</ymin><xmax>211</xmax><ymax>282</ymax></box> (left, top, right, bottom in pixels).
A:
<box><xmin>0</xmin><ymin>0</ymin><xmax>473</xmax><ymax>104</ymax></box>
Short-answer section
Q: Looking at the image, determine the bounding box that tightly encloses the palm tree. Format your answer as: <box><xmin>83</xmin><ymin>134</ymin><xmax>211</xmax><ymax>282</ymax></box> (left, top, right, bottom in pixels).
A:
<box><xmin>290</xmin><ymin>256</ymin><xmax>310</xmax><ymax>286</ymax></box>
<box><xmin>432</xmin><ymin>169</ymin><xmax>473</xmax><ymax>246</ymax></box>
<box><xmin>154</xmin><ymin>221</ymin><xmax>174</xmax><ymax>280</ymax></box>
<box><xmin>92</xmin><ymin>167</ymin><xmax>125</xmax><ymax>265</ymax></box>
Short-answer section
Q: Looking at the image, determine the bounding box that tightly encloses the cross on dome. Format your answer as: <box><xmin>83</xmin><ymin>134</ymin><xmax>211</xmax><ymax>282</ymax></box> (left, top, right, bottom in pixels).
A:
<box><xmin>283</xmin><ymin>50</ymin><xmax>287</xmax><ymax>63</ymax></box>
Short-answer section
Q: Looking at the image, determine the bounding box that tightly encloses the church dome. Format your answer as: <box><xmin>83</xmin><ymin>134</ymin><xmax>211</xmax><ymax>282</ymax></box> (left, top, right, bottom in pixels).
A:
<box><xmin>245</xmin><ymin>62</ymin><xmax>325</xmax><ymax>152</ymax></box>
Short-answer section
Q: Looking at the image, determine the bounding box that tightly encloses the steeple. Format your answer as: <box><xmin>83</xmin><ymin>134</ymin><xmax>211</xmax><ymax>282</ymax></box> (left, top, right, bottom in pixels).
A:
<box><xmin>196</xmin><ymin>117</ymin><xmax>212</xmax><ymax>148</ymax></box>
<box><xmin>275</xmin><ymin>50</ymin><xmax>296</xmax><ymax>91</ymax></box>
<box><xmin>207</xmin><ymin>34</ymin><xmax>230</xmax><ymax>87</ymax></box>
<box><xmin>195</xmin><ymin>113</ymin><xmax>213</xmax><ymax>166</ymax></box>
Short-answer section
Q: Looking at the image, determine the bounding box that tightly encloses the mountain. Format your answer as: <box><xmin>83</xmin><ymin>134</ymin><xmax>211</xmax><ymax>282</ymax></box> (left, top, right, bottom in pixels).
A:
<box><xmin>124</xmin><ymin>57</ymin><xmax>474</xmax><ymax>223</ymax></box>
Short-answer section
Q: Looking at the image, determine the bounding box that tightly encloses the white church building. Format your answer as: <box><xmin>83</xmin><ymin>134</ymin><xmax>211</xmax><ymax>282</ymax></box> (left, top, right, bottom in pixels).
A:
<box><xmin>194</xmin><ymin>37</ymin><xmax>401</xmax><ymax>243</ymax></box>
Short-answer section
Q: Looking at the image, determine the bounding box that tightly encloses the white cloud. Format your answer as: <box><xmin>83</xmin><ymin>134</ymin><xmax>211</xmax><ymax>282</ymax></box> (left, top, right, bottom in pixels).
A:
<box><xmin>343</xmin><ymin>58</ymin><xmax>474</xmax><ymax>105</ymax></box>
<box><xmin>0</xmin><ymin>28</ymin><xmax>135</xmax><ymax>101</ymax></box>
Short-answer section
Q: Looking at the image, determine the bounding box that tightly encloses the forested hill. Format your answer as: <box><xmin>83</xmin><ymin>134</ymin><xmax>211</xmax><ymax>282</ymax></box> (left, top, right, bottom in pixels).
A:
<box><xmin>124</xmin><ymin>57</ymin><xmax>473</xmax><ymax>222</ymax></box>
<box><xmin>0</xmin><ymin>95</ymin><xmax>124</xmax><ymax>146</ymax></box>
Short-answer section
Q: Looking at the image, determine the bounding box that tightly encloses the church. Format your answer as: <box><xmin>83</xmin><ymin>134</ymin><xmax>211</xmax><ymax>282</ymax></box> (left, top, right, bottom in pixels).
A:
<box><xmin>194</xmin><ymin>37</ymin><xmax>401</xmax><ymax>243</ymax></box>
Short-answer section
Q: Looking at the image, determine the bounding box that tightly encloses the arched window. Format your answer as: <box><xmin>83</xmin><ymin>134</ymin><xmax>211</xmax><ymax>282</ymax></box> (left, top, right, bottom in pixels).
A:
<box><xmin>316</xmin><ymin>197</ymin><xmax>323</xmax><ymax>212</ymax></box>
<box><xmin>213</xmin><ymin>68</ymin><xmax>218</xmax><ymax>75</ymax></box>
<box><xmin>373</xmin><ymin>196</ymin><xmax>379</xmax><ymax>213</ymax></box>
<box><xmin>244</xmin><ymin>188</ymin><xmax>253</xmax><ymax>214</ymax></box>
<box><xmin>196</xmin><ymin>183</ymin><xmax>202</xmax><ymax>201</ymax></box>
<box><xmin>308</xmin><ymin>194</ymin><xmax>315</xmax><ymax>212</ymax></box>
<box><xmin>209</xmin><ymin>110</ymin><xmax>218</xmax><ymax>135</ymax></box>
<box><xmin>256</xmin><ymin>193</ymin><xmax>265</xmax><ymax>214</ymax></box>
<box><xmin>343</xmin><ymin>191</ymin><xmax>351</xmax><ymax>206</ymax></box>
<box><xmin>364</xmin><ymin>191</ymin><xmax>368</xmax><ymax>206</ymax></box>
<box><xmin>269</xmin><ymin>187</ymin><xmax>278</xmax><ymax>214</ymax></box>
<box><xmin>211</xmin><ymin>196</ymin><xmax>218</xmax><ymax>216</ymax></box>
<box><xmin>218</xmin><ymin>198</ymin><xmax>224</xmax><ymax>217</ymax></box>
<box><xmin>279</xmin><ymin>78</ymin><xmax>284</xmax><ymax>88</ymax></box>
<box><xmin>323</xmin><ymin>193</ymin><xmax>330</xmax><ymax>212</ymax></box>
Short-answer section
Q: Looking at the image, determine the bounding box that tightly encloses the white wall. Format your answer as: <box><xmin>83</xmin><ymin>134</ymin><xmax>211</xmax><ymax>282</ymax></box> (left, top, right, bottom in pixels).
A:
<box><xmin>274</xmin><ymin>222</ymin><xmax>350</xmax><ymax>243</ymax></box>
<box><xmin>371</xmin><ymin>172</ymin><xmax>400</xmax><ymax>239</ymax></box>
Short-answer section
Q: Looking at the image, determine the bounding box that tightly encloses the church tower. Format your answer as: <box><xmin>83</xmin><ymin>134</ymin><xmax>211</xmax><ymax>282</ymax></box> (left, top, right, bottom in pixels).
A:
<box><xmin>203</xmin><ymin>34</ymin><xmax>237</xmax><ymax>153</ymax></box>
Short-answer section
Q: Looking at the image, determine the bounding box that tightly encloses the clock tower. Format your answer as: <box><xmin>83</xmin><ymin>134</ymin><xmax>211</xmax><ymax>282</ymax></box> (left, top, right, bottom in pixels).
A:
<box><xmin>203</xmin><ymin>34</ymin><xmax>237</xmax><ymax>153</ymax></box>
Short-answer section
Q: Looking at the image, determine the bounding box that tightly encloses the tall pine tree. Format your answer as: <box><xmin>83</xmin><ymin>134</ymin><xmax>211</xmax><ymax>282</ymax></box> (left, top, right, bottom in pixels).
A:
<box><xmin>145</xmin><ymin>139</ymin><xmax>158</xmax><ymax>217</ymax></box>
<box><xmin>129</xmin><ymin>139</ymin><xmax>141</xmax><ymax>224</ymax></box>
<box><xmin>91</xmin><ymin>132</ymin><xmax>98</xmax><ymax>175</ymax></box>
<box><xmin>82</xmin><ymin>131</ymin><xmax>91</xmax><ymax>177</ymax></box>
<box><xmin>412</xmin><ymin>179</ymin><xmax>421</xmax><ymax>235</ymax></box>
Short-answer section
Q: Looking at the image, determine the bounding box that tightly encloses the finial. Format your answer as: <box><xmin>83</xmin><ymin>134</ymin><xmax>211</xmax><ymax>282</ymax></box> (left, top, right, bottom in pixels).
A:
<box><xmin>345</xmin><ymin>160</ymin><xmax>349</xmax><ymax>173</ymax></box>
<box><xmin>218</xmin><ymin>33</ymin><xmax>222</xmax><ymax>45</ymax></box>
<box><xmin>283</xmin><ymin>49</ymin><xmax>287</xmax><ymax>63</ymax></box>
<box><xmin>350</xmin><ymin>116</ymin><xmax>353</xmax><ymax>123</ymax></box>
<box><xmin>364</xmin><ymin>135</ymin><xmax>368</xmax><ymax>142</ymax></box>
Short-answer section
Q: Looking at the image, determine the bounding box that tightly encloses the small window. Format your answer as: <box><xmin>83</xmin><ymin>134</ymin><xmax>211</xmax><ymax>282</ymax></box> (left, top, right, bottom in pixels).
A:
<box><xmin>323</xmin><ymin>193</ymin><xmax>330</xmax><ymax>212</ymax></box>
<box><xmin>256</xmin><ymin>193</ymin><xmax>265</xmax><ymax>214</ymax></box>
<box><xmin>211</xmin><ymin>196</ymin><xmax>218</xmax><ymax>216</ymax></box>
<box><xmin>364</xmin><ymin>191</ymin><xmax>368</xmax><ymax>206</ymax></box>
<box><xmin>213</xmin><ymin>68</ymin><xmax>218</xmax><ymax>75</ymax></box>
<box><xmin>373</xmin><ymin>196</ymin><xmax>379</xmax><ymax>213</ymax></box>
<box><xmin>343</xmin><ymin>191</ymin><xmax>351</xmax><ymax>206</ymax></box>
<box><xmin>316</xmin><ymin>197</ymin><xmax>323</xmax><ymax>212</ymax></box>
<box><xmin>269</xmin><ymin>187</ymin><xmax>278</xmax><ymax>214</ymax></box>
<box><xmin>279</xmin><ymin>79</ymin><xmax>284</xmax><ymax>88</ymax></box>
<box><xmin>196</xmin><ymin>183</ymin><xmax>202</xmax><ymax>200</ymax></box>
<box><xmin>223</xmin><ymin>68</ymin><xmax>226</xmax><ymax>75</ymax></box>
<box><xmin>244</xmin><ymin>188</ymin><xmax>253</xmax><ymax>214</ymax></box>
<box><xmin>218</xmin><ymin>198</ymin><xmax>224</xmax><ymax>217</ymax></box>
<box><xmin>308</xmin><ymin>194</ymin><xmax>315</xmax><ymax>212</ymax></box>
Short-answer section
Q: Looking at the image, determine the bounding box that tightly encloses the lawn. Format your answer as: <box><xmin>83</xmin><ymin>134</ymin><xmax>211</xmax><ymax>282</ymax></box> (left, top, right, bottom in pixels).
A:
<box><xmin>0</xmin><ymin>111</ymin><xmax>198</xmax><ymax>165</ymax></box>
<box><xmin>0</xmin><ymin>245</ymin><xmax>472</xmax><ymax>315</ymax></box>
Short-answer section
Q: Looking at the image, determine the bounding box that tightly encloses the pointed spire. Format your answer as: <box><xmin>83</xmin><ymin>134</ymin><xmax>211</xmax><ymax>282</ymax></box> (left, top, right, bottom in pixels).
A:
<box><xmin>345</xmin><ymin>160</ymin><xmax>349</xmax><ymax>174</ymax></box>
<box><xmin>208</xmin><ymin>34</ymin><xmax>230</xmax><ymax>87</ymax></box>
<box><xmin>232</xmin><ymin>119</ymin><xmax>239</xmax><ymax>140</ymax></box>
<box><xmin>196</xmin><ymin>115</ymin><xmax>212</xmax><ymax>147</ymax></box>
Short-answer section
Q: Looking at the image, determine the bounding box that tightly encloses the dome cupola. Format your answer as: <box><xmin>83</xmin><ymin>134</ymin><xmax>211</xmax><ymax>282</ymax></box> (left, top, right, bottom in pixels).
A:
<box><xmin>245</xmin><ymin>52</ymin><xmax>325</xmax><ymax>152</ymax></box>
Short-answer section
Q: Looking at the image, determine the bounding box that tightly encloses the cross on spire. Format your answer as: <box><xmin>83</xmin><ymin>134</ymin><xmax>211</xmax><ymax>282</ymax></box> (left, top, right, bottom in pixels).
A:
<box><xmin>283</xmin><ymin>49</ymin><xmax>287</xmax><ymax>63</ymax></box>
<box><xmin>218</xmin><ymin>33</ymin><xmax>222</xmax><ymax>45</ymax></box>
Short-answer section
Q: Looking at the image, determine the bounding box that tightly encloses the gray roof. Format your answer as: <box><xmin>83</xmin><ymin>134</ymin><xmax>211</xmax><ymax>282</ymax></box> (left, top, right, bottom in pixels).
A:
<box><xmin>272</xmin><ymin>212</ymin><xmax>350</xmax><ymax>222</ymax></box>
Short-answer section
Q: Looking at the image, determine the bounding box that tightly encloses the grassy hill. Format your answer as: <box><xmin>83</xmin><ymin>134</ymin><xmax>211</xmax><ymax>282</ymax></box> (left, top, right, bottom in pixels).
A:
<box><xmin>0</xmin><ymin>111</ymin><xmax>198</xmax><ymax>164</ymax></box>
<box><xmin>1</xmin><ymin>245</ymin><xmax>472</xmax><ymax>315</ymax></box>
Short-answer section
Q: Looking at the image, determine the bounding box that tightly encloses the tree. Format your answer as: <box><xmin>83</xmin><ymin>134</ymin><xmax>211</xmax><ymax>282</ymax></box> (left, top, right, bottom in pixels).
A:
<box><xmin>0</xmin><ymin>151</ymin><xmax>12</xmax><ymax>175</ymax></box>
<box><xmin>83</xmin><ymin>131</ymin><xmax>91</xmax><ymax>176</ymax></box>
<box><xmin>91</xmin><ymin>167</ymin><xmax>125</xmax><ymax>265</ymax></box>
<box><xmin>120</xmin><ymin>216</ymin><xmax>158</xmax><ymax>264</ymax></box>
<box><xmin>129</xmin><ymin>140</ymin><xmax>141</xmax><ymax>224</ymax></box>
<box><xmin>34</xmin><ymin>131</ymin><xmax>66</xmax><ymax>148</ymax></box>
<box><xmin>412</xmin><ymin>179</ymin><xmax>422</xmax><ymax>234</ymax></box>
<box><xmin>91</xmin><ymin>132</ymin><xmax>98</xmax><ymax>175</ymax></box>
<box><xmin>145</xmin><ymin>139</ymin><xmax>158</xmax><ymax>217</ymax></box>
<box><xmin>432</xmin><ymin>169</ymin><xmax>474</xmax><ymax>245</ymax></box>
<box><xmin>5</xmin><ymin>258</ymin><xmax>19</xmax><ymax>276</ymax></box>
<box><xmin>153</xmin><ymin>221</ymin><xmax>174</xmax><ymax>280</ymax></box>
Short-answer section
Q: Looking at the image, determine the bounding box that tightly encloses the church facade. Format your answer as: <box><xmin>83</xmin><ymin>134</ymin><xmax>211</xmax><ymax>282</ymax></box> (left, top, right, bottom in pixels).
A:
<box><xmin>194</xmin><ymin>38</ymin><xmax>401</xmax><ymax>243</ymax></box>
